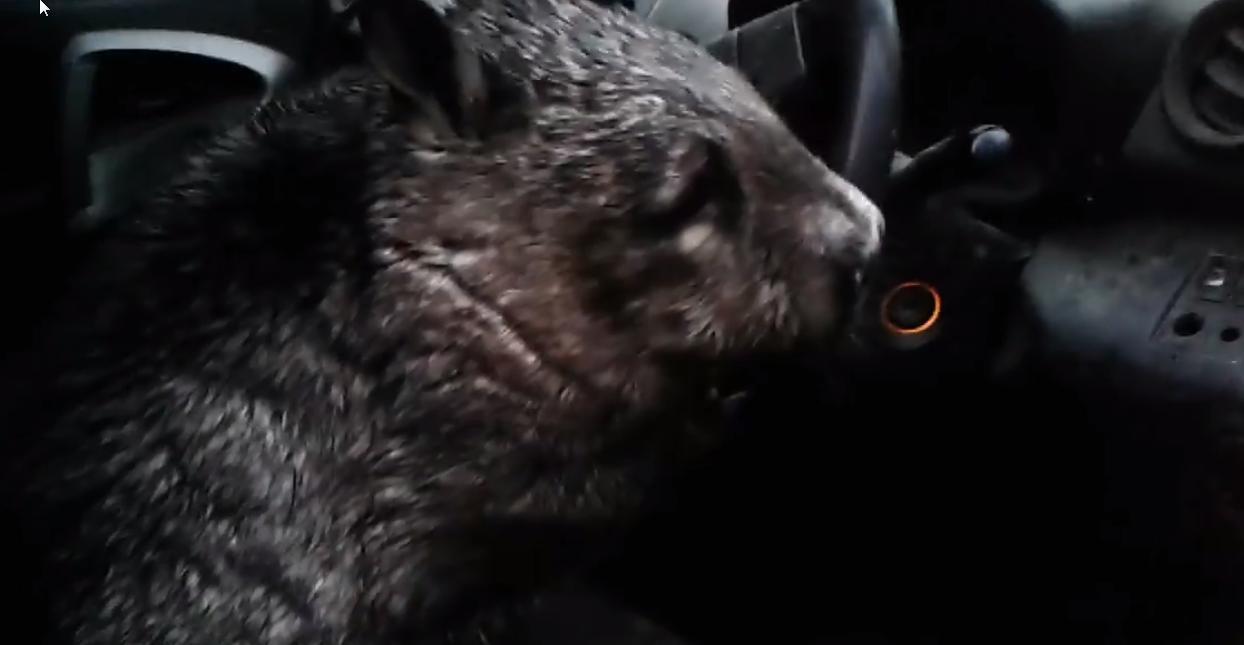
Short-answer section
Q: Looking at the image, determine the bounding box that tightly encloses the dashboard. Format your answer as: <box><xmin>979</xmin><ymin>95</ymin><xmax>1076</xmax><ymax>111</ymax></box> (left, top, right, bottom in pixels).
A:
<box><xmin>1020</xmin><ymin>0</ymin><xmax>1244</xmax><ymax>409</ymax></box>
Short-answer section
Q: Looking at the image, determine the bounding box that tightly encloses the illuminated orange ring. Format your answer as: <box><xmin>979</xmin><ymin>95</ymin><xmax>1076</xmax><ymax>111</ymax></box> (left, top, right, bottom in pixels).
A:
<box><xmin>880</xmin><ymin>281</ymin><xmax>942</xmax><ymax>336</ymax></box>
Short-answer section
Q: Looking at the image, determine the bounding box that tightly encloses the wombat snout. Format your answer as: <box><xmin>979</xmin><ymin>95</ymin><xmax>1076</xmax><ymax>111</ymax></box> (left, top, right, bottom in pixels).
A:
<box><xmin>818</xmin><ymin>169</ymin><xmax>885</xmax><ymax>269</ymax></box>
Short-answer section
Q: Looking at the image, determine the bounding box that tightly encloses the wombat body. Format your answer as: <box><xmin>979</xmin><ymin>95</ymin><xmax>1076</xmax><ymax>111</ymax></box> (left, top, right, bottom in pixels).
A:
<box><xmin>12</xmin><ymin>0</ymin><xmax>881</xmax><ymax>643</ymax></box>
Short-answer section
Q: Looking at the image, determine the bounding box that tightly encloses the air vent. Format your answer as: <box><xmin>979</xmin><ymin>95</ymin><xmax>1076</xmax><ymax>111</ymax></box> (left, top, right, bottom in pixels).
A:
<box><xmin>1191</xmin><ymin>26</ymin><xmax>1244</xmax><ymax>134</ymax></box>
<box><xmin>1162</xmin><ymin>0</ymin><xmax>1244</xmax><ymax>151</ymax></box>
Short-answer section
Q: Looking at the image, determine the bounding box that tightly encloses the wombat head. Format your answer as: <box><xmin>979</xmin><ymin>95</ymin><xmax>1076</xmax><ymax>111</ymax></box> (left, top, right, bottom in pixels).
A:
<box><xmin>355</xmin><ymin>0</ymin><xmax>883</xmax><ymax>399</ymax></box>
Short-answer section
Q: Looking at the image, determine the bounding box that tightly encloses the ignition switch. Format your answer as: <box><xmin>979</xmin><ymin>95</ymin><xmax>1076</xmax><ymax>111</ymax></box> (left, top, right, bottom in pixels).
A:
<box><xmin>881</xmin><ymin>281</ymin><xmax>942</xmax><ymax>337</ymax></box>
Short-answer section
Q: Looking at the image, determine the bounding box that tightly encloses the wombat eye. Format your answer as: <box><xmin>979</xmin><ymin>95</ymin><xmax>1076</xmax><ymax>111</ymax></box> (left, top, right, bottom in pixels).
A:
<box><xmin>635</xmin><ymin>138</ymin><xmax>740</xmax><ymax>238</ymax></box>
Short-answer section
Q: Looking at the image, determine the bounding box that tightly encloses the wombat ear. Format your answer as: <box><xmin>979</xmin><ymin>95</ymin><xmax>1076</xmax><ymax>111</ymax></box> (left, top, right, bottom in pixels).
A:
<box><xmin>351</xmin><ymin>0</ymin><xmax>497</xmax><ymax>137</ymax></box>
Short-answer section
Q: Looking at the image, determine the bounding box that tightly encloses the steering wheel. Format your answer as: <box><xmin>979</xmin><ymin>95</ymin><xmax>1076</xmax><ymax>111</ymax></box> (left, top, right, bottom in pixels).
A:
<box><xmin>644</xmin><ymin>0</ymin><xmax>901</xmax><ymax>202</ymax></box>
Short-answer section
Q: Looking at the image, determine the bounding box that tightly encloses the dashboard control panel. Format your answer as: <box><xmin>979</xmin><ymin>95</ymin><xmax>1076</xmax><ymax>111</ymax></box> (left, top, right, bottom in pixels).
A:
<box><xmin>1022</xmin><ymin>213</ymin><xmax>1244</xmax><ymax>404</ymax></box>
<box><xmin>1153</xmin><ymin>252</ymin><xmax>1244</xmax><ymax>356</ymax></box>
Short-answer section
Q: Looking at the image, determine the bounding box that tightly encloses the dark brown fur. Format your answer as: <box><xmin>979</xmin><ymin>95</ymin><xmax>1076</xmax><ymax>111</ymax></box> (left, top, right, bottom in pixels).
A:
<box><xmin>10</xmin><ymin>0</ymin><xmax>882</xmax><ymax>643</ymax></box>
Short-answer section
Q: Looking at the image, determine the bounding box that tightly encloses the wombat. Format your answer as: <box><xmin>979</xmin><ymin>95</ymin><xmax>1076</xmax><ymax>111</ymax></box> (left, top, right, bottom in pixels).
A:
<box><xmin>10</xmin><ymin>0</ymin><xmax>882</xmax><ymax>643</ymax></box>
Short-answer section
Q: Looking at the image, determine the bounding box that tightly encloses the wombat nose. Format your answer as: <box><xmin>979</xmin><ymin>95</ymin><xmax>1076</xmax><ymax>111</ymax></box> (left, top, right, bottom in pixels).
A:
<box><xmin>818</xmin><ymin>202</ymin><xmax>883</xmax><ymax>269</ymax></box>
<box><xmin>852</xmin><ymin>202</ymin><xmax>884</xmax><ymax>260</ymax></box>
<box><xmin>818</xmin><ymin>170</ymin><xmax>884</xmax><ymax>265</ymax></box>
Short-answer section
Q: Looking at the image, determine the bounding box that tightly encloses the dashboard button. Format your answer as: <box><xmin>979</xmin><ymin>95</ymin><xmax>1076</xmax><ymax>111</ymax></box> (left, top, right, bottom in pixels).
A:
<box><xmin>1198</xmin><ymin>255</ymin><xmax>1236</xmax><ymax>302</ymax></box>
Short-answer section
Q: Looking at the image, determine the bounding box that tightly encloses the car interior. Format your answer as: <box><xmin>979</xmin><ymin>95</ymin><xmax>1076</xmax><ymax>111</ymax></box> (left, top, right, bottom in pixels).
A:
<box><xmin>3</xmin><ymin>0</ymin><xmax>1244</xmax><ymax>643</ymax></box>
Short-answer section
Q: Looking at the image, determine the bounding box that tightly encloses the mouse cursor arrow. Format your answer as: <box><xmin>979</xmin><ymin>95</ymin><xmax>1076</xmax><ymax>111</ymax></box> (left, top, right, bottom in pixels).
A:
<box><xmin>39</xmin><ymin>1</ymin><xmax>50</xmax><ymax>15</ymax></box>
